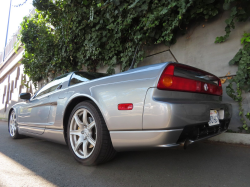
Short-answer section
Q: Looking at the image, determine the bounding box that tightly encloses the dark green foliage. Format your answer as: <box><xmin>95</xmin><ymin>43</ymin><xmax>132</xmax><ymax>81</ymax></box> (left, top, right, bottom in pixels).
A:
<box><xmin>19</xmin><ymin>0</ymin><xmax>221</xmax><ymax>81</ymax></box>
<box><xmin>20</xmin><ymin>15</ymin><xmax>58</xmax><ymax>82</ymax></box>
<box><xmin>215</xmin><ymin>0</ymin><xmax>250</xmax><ymax>43</ymax></box>
<box><xmin>19</xmin><ymin>0</ymin><xmax>249</xmax><ymax>82</ymax></box>
<box><xmin>226</xmin><ymin>32</ymin><xmax>250</xmax><ymax>132</ymax></box>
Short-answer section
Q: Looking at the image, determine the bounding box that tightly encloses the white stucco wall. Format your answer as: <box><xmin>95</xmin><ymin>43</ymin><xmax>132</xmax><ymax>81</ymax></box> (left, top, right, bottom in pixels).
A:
<box><xmin>0</xmin><ymin>49</ymin><xmax>36</xmax><ymax>119</ymax></box>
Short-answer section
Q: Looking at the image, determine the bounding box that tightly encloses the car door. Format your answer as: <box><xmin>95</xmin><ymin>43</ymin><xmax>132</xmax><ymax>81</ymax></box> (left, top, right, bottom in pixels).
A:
<box><xmin>46</xmin><ymin>72</ymin><xmax>107</xmax><ymax>130</ymax></box>
<box><xmin>45</xmin><ymin>73</ymin><xmax>73</xmax><ymax>129</ymax></box>
<box><xmin>17</xmin><ymin>78</ymin><xmax>63</xmax><ymax>134</ymax></box>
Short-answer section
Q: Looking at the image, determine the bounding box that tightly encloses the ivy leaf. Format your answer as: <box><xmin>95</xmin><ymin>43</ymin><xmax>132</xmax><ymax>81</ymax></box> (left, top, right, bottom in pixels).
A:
<box><xmin>223</xmin><ymin>2</ymin><xmax>230</xmax><ymax>10</ymax></box>
<box><xmin>246</xmin><ymin>113</ymin><xmax>250</xmax><ymax>120</ymax></box>
<box><xmin>229</xmin><ymin>59</ymin><xmax>235</xmax><ymax>65</ymax></box>
<box><xmin>113</xmin><ymin>0</ymin><xmax>120</xmax><ymax>6</ymax></box>
<box><xmin>160</xmin><ymin>8</ymin><xmax>169</xmax><ymax>15</ymax></box>
<box><xmin>205</xmin><ymin>0</ymin><xmax>215</xmax><ymax>4</ymax></box>
<box><xmin>215</xmin><ymin>36</ymin><xmax>225</xmax><ymax>43</ymax></box>
<box><xmin>128</xmin><ymin>0</ymin><xmax>139</xmax><ymax>9</ymax></box>
<box><xmin>83</xmin><ymin>0</ymin><xmax>88</xmax><ymax>5</ymax></box>
<box><xmin>243</xmin><ymin>124</ymin><xmax>248</xmax><ymax>130</ymax></box>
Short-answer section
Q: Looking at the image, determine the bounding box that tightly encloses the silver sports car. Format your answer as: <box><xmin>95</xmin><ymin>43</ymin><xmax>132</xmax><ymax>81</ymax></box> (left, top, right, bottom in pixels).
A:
<box><xmin>8</xmin><ymin>62</ymin><xmax>232</xmax><ymax>165</ymax></box>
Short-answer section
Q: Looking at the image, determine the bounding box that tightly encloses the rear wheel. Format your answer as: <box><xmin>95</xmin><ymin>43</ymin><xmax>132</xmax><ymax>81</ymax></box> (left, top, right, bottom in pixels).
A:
<box><xmin>8</xmin><ymin>110</ymin><xmax>21</xmax><ymax>139</ymax></box>
<box><xmin>67</xmin><ymin>101</ymin><xmax>116</xmax><ymax>165</ymax></box>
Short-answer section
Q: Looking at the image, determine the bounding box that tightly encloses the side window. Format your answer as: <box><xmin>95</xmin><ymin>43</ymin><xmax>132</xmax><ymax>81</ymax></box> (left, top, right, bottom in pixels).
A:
<box><xmin>69</xmin><ymin>72</ymin><xmax>107</xmax><ymax>86</ymax></box>
<box><xmin>35</xmin><ymin>73</ymin><xmax>71</xmax><ymax>98</ymax></box>
<box><xmin>35</xmin><ymin>88</ymin><xmax>48</xmax><ymax>98</ymax></box>
<box><xmin>70</xmin><ymin>72</ymin><xmax>90</xmax><ymax>86</ymax></box>
<box><xmin>48</xmin><ymin>83</ymin><xmax>61</xmax><ymax>93</ymax></box>
<box><xmin>35</xmin><ymin>82</ymin><xmax>61</xmax><ymax>98</ymax></box>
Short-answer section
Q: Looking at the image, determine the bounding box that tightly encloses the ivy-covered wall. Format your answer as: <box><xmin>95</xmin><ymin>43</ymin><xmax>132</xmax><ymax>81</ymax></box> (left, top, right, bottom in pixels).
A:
<box><xmin>170</xmin><ymin>11</ymin><xmax>249</xmax><ymax>77</ymax></box>
<box><xmin>169</xmin><ymin>11</ymin><xmax>250</xmax><ymax>131</ymax></box>
<box><xmin>20</xmin><ymin>0</ymin><xmax>250</xmax><ymax>83</ymax></box>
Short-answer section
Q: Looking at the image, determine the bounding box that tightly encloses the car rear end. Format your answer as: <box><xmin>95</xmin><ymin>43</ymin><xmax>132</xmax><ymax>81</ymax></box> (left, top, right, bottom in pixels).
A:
<box><xmin>143</xmin><ymin>62</ymin><xmax>232</xmax><ymax>147</ymax></box>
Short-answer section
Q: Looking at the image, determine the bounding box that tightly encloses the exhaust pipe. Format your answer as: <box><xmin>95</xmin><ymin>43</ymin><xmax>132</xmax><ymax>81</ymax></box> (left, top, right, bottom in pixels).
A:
<box><xmin>181</xmin><ymin>139</ymin><xmax>194</xmax><ymax>149</ymax></box>
<box><xmin>183</xmin><ymin>139</ymin><xmax>189</xmax><ymax>149</ymax></box>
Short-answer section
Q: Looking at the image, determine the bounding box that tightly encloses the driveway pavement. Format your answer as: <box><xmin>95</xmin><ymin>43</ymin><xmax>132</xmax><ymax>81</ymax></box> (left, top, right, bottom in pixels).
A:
<box><xmin>0</xmin><ymin>121</ymin><xmax>249</xmax><ymax>187</ymax></box>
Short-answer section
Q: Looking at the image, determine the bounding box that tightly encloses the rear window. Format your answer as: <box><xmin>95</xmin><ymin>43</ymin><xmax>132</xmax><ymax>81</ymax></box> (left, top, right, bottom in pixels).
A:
<box><xmin>70</xmin><ymin>72</ymin><xmax>107</xmax><ymax>86</ymax></box>
<box><xmin>174</xmin><ymin>65</ymin><xmax>219</xmax><ymax>85</ymax></box>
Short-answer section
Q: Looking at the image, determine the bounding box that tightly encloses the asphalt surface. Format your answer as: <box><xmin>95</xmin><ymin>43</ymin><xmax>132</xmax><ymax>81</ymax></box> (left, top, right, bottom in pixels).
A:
<box><xmin>0</xmin><ymin>121</ymin><xmax>250</xmax><ymax>187</ymax></box>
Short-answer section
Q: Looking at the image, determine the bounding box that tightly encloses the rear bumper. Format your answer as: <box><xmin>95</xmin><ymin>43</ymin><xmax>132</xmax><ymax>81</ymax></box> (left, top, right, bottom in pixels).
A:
<box><xmin>143</xmin><ymin>88</ymin><xmax>232</xmax><ymax>130</ymax></box>
<box><xmin>110</xmin><ymin>120</ymin><xmax>230</xmax><ymax>151</ymax></box>
<box><xmin>110</xmin><ymin>89</ymin><xmax>232</xmax><ymax>152</ymax></box>
<box><xmin>110</xmin><ymin>129</ymin><xmax>183</xmax><ymax>151</ymax></box>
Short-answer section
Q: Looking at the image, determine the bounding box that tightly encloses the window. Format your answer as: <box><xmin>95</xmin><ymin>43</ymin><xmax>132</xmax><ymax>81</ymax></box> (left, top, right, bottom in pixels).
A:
<box><xmin>35</xmin><ymin>82</ymin><xmax>61</xmax><ymax>98</ymax></box>
<box><xmin>70</xmin><ymin>72</ymin><xmax>107</xmax><ymax>86</ymax></box>
<box><xmin>34</xmin><ymin>73</ymin><xmax>71</xmax><ymax>98</ymax></box>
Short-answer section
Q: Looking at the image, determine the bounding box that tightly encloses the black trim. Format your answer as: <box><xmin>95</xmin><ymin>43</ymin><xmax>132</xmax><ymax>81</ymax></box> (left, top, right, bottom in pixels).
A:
<box><xmin>177</xmin><ymin>119</ymin><xmax>230</xmax><ymax>143</ymax></box>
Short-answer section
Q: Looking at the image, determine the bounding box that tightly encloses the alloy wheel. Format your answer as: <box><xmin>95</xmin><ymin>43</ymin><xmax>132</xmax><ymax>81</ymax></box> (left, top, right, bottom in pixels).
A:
<box><xmin>9</xmin><ymin>111</ymin><xmax>17</xmax><ymax>137</ymax></box>
<box><xmin>69</xmin><ymin>108</ymin><xmax>97</xmax><ymax>159</ymax></box>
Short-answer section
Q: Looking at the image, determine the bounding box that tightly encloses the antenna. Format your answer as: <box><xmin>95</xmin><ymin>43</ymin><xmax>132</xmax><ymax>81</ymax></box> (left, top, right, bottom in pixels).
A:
<box><xmin>128</xmin><ymin>44</ymin><xmax>141</xmax><ymax>70</ymax></box>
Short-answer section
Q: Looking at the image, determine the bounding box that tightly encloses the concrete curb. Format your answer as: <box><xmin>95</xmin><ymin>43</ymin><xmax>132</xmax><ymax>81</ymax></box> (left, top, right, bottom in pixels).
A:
<box><xmin>209</xmin><ymin>132</ymin><xmax>250</xmax><ymax>145</ymax></box>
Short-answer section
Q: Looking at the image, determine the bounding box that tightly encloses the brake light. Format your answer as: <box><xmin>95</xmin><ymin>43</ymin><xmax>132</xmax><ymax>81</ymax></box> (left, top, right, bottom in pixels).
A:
<box><xmin>157</xmin><ymin>64</ymin><xmax>222</xmax><ymax>96</ymax></box>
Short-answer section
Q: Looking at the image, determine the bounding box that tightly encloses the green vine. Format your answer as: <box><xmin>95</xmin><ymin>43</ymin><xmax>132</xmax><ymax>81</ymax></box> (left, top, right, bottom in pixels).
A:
<box><xmin>215</xmin><ymin>0</ymin><xmax>250</xmax><ymax>43</ymax></box>
<box><xmin>226</xmin><ymin>32</ymin><xmax>250</xmax><ymax>133</ymax></box>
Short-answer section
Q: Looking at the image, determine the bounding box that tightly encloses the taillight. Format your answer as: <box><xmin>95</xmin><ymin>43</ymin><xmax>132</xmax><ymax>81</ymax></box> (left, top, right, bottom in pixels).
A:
<box><xmin>157</xmin><ymin>64</ymin><xmax>222</xmax><ymax>96</ymax></box>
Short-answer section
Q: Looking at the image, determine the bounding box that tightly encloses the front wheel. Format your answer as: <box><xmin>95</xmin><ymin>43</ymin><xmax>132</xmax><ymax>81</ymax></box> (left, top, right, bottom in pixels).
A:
<box><xmin>8</xmin><ymin>110</ymin><xmax>22</xmax><ymax>139</ymax></box>
<box><xmin>67</xmin><ymin>101</ymin><xmax>116</xmax><ymax>165</ymax></box>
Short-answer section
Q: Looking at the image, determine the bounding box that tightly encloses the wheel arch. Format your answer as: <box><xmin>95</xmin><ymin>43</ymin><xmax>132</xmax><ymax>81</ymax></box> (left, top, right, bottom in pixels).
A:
<box><xmin>8</xmin><ymin>108</ymin><xmax>15</xmax><ymax>122</ymax></box>
<box><xmin>7</xmin><ymin>108</ymin><xmax>15</xmax><ymax>134</ymax></box>
<box><xmin>63</xmin><ymin>95</ymin><xmax>107</xmax><ymax>144</ymax></box>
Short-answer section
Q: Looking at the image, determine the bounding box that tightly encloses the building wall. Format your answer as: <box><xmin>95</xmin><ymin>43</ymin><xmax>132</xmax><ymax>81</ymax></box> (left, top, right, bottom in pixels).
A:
<box><xmin>1</xmin><ymin>10</ymin><xmax>249</xmax><ymax>130</ymax></box>
<box><xmin>0</xmin><ymin>48</ymin><xmax>36</xmax><ymax>119</ymax></box>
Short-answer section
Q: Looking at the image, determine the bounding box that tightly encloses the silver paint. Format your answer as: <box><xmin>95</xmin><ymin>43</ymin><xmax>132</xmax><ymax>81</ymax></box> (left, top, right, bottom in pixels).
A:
<box><xmin>9</xmin><ymin>111</ymin><xmax>17</xmax><ymax>137</ymax></box>
<box><xmin>110</xmin><ymin>129</ymin><xmax>183</xmax><ymax>151</ymax></box>
<box><xmin>69</xmin><ymin>108</ymin><xmax>97</xmax><ymax>158</ymax></box>
<box><xmin>143</xmin><ymin>88</ymin><xmax>232</xmax><ymax>130</ymax></box>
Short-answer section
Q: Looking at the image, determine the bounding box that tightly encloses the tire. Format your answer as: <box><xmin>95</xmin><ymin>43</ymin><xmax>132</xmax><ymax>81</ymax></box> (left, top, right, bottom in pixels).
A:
<box><xmin>8</xmin><ymin>110</ymin><xmax>22</xmax><ymax>139</ymax></box>
<box><xmin>67</xmin><ymin>101</ymin><xmax>116</xmax><ymax>165</ymax></box>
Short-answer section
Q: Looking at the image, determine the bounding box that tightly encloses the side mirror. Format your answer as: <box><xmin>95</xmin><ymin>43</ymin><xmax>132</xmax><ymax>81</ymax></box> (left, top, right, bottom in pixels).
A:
<box><xmin>19</xmin><ymin>93</ymin><xmax>31</xmax><ymax>100</ymax></box>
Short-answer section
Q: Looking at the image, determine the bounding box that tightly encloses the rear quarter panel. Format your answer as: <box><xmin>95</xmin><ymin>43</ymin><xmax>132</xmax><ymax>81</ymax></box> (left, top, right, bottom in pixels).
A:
<box><xmin>64</xmin><ymin>63</ymin><xmax>169</xmax><ymax>131</ymax></box>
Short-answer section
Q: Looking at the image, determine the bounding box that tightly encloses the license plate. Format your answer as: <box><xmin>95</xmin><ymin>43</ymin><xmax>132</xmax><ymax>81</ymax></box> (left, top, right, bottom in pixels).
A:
<box><xmin>208</xmin><ymin>110</ymin><xmax>220</xmax><ymax>126</ymax></box>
